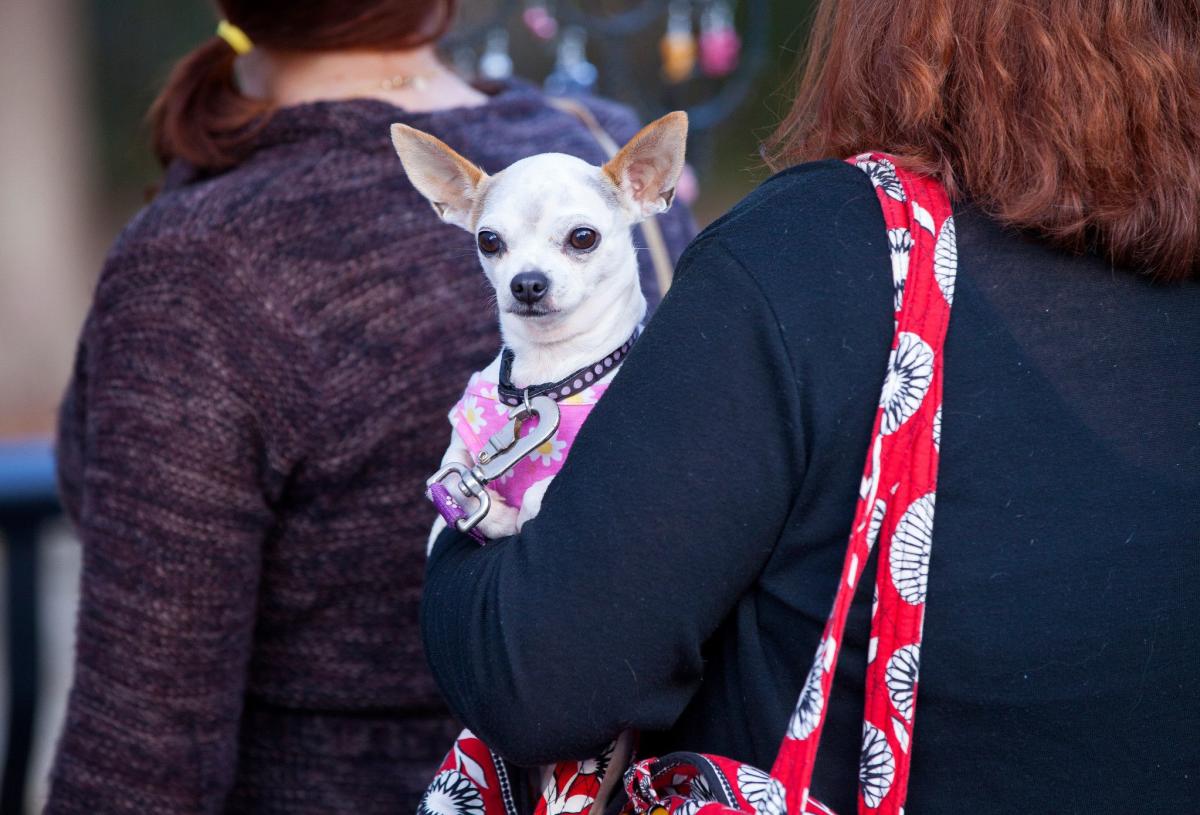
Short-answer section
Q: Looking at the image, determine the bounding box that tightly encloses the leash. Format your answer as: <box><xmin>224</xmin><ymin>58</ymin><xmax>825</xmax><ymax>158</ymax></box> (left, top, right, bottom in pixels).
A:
<box><xmin>427</xmin><ymin>392</ymin><xmax>561</xmax><ymax>542</ymax></box>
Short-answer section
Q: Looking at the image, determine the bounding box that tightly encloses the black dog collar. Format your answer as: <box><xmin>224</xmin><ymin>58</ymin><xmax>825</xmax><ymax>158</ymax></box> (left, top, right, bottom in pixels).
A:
<box><xmin>497</xmin><ymin>327</ymin><xmax>641</xmax><ymax>406</ymax></box>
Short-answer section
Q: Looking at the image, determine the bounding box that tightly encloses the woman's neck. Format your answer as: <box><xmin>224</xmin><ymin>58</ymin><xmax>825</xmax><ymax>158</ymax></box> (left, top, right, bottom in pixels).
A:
<box><xmin>239</xmin><ymin>45</ymin><xmax>488</xmax><ymax>112</ymax></box>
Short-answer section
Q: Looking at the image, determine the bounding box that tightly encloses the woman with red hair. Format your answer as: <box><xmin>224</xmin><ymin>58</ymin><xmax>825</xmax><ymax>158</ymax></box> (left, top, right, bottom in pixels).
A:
<box><xmin>46</xmin><ymin>2</ymin><xmax>693</xmax><ymax>812</ymax></box>
<box><xmin>422</xmin><ymin>1</ymin><xmax>1199</xmax><ymax>812</ymax></box>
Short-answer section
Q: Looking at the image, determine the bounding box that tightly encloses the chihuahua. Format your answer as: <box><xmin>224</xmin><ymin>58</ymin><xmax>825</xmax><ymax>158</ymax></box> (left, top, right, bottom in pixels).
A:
<box><xmin>392</xmin><ymin>111</ymin><xmax>687</xmax><ymax>814</ymax></box>
<box><xmin>392</xmin><ymin>111</ymin><xmax>687</xmax><ymax>542</ymax></box>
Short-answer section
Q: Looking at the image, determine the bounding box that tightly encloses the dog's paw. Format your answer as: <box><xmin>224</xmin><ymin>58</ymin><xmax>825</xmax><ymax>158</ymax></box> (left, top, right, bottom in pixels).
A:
<box><xmin>477</xmin><ymin>490</ymin><xmax>520</xmax><ymax>539</ymax></box>
<box><xmin>516</xmin><ymin>477</ymin><xmax>555</xmax><ymax>531</ymax></box>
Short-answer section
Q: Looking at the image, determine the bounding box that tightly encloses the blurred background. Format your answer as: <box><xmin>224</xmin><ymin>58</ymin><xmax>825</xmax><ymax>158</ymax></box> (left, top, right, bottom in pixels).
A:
<box><xmin>0</xmin><ymin>0</ymin><xmax>812</xmax><ymax>810</ymax></box>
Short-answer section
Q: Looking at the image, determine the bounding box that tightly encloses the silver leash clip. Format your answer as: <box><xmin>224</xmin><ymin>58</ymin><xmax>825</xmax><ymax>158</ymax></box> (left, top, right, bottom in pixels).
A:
<box><xmin>426</xmin><ymin>392</ymin><xmax>562</xmax><ymax>535</ymax></box>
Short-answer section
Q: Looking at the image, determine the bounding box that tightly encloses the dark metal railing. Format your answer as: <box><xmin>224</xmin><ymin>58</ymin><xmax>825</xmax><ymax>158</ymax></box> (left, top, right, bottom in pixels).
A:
<box><xmin>0</xmin><ymin>438</ymin><xmax>58</xmax><ymax>814</ymax></box>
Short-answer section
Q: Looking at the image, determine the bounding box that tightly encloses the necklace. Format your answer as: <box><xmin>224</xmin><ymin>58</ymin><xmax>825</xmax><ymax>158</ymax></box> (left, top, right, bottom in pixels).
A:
<box><xmin>497</xmin><ymin>328</ymin><xmax>642</xmax><ymax>406</ymax></box>
<box><xmin>379</xmin><ymin>73</ymin><xmax>433</xmax><ymax>92</ymax></box>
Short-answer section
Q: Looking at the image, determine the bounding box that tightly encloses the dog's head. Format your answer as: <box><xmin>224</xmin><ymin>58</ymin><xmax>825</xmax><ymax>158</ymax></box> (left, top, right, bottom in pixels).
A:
<box><xmin>390</xmin><ymin>112</ymin><xmax>687</xmax><ymax>340</ymax></box>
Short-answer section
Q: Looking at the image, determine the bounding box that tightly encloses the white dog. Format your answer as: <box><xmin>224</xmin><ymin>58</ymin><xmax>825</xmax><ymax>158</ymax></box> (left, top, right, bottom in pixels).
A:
<box><xmin>392</xmin><ymin>111</ymin><xmax>688</xmax><ymax>543</ymax></box>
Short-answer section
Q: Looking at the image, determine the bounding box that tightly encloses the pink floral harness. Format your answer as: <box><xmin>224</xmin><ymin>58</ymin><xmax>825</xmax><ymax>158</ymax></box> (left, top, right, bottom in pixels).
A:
<box><xmin>450</xmin><ymin>371</ymin><xmax>611</xmax><ymax>509</ymax></box>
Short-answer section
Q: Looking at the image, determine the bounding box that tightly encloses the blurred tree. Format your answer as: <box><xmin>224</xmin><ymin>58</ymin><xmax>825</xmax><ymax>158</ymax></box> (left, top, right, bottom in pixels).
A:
<box><xmin>87</xmin><ymin>0</ymin><xmax>213</xmax><ymax>228</ymax></box>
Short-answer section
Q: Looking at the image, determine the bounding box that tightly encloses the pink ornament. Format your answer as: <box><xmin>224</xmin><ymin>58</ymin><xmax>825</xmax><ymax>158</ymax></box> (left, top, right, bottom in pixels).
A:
<box><xmin>699</xmin><ymin>26</ymin><xmax>740</xmax><ymax>77</ymax></box>
<box><xmin>676</xmin><ymin>164</ymin><xmax>701</xmax><ymax>207</ymax></box>
<box><xmin>522</xmin><ymin>6</ymin><xmax>559</xmax><ymax>41</ymax></box>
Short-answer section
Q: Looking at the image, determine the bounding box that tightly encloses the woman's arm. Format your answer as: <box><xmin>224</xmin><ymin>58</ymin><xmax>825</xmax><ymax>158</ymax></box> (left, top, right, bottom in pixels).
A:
<box><xmin>422</xmin><ymin>235</ymin><xmax>805</xmax><ymax>766</ymax></box>
<box><xmin>46</xmin><ymin>243</ymin><xmax>309</xmax><ymax>813</ymax></box>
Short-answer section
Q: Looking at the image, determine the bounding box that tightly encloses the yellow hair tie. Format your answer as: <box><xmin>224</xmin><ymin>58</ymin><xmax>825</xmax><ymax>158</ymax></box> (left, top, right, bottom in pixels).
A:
<box><xmin>216</xmin><ymin>20</ymin><xmax>253</xmax><ymax>55</ymax></box>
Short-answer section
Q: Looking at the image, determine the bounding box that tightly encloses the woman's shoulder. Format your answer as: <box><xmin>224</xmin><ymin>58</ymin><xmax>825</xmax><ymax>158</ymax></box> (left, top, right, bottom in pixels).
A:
<box><xmin>99</xmin><ymin>192</ymin><xmax>245</xmax><ymax>308</ymax></box>
<box><xmin>126</xmin><ymin>146</ymin><xmax>325</xmax><ymax>247</ymax></box>
<box><xmin>695</xmin><ymin>159</ymin><xmax>881</xmax><ymax>256</ymax></box>
<box><xmin>422</xmin><ymin>82</ymin><xmax>651</xmax><ymax>170</ymax></box>
<box><xmin>479</xmin><ymin>78</ymin><xmax>643</xmax><ymax>134</ymax></box>
<box><xmin>678</xmin><ymin>159</ymin><xmax>889</xmax><ymax>302</ymax></box>
<box><xmin>569</xmin><ymin>92</ymin><xmax>645</xmax><ymax>141</ymax></box>
<box><xmin>92</xmin><ymin>163</ymin><xmax>319</xmax><ymax>349</ymax></box>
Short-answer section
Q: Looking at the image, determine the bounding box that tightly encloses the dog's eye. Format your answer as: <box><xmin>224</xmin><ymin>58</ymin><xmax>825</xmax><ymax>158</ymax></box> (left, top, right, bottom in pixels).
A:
<box><xmin>477</xmin><ymin>230</ymin><xmax>503</xmax><ymax>255</ymax></box>
<box><xmin>569</xmin><ymin>227</ymin><xmax>599</xmax><ymax>251</ymax></box>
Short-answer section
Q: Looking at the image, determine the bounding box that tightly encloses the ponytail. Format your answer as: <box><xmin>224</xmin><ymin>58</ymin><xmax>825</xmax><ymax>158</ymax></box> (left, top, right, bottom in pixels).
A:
<box><xmin>148</xmin><ymin>0</ymin><xmax>460</xmax><ymax>176</ymax></box>
<box><xmin>148</xmin><ymin>37</ymin><xmax>269</xmax><ymax>173</ymax></box>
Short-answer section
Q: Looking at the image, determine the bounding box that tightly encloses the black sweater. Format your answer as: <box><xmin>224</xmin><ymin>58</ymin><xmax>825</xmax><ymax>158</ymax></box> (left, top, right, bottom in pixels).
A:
<box><xmin>422</xmin><ymin>159</ymin><xmax>1200</xmax><ymax>813</ymax></box>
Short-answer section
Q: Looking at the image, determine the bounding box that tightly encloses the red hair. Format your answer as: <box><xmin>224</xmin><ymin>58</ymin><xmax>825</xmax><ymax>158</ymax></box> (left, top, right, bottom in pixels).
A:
<box><xmin>149</xmin><ymin>0</ymin><xmax>458</xmax><ymax>173</ymax></box>
<box><xmin>765</xmin><ymin>0</ymin><xmax>1200</xmax><ymax>281</ymax></box>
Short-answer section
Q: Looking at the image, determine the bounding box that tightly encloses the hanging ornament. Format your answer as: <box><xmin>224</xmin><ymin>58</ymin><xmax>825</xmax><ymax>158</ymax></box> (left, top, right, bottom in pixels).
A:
<box><xmin>544</xmin><ymin>26</ymin><xmax>598</xmax><ymax>95</ymax></box>
<box><xmin>699</xmin><ymin>0</ymin><xmax>741</xmax><ymax>78</ymax></box>
<box><xmin>478</xmin><ymin>29</ymin><xmax>513</xmax><ymax>81</ymax></box>
<box><xmin>522</xmin><ymin>0</ymin><xmax>559</xmax><ymax>41</ymax></box>
<box><xmin>660</xmin><ymin>1</ymin><xmax>697</xmax><ymax>85</ymax></box>
<box><xmin>676</xmin><ymin>164</ymin><xmax>701</xmax><ymax>206</ymax></box>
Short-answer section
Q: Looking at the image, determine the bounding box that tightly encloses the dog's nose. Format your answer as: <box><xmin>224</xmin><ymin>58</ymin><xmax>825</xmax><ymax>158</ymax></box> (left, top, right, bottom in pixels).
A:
<box><xmin>510</xmin><ymin>271</ymin><xmax>549</xmax><ymax>305</ymax></box>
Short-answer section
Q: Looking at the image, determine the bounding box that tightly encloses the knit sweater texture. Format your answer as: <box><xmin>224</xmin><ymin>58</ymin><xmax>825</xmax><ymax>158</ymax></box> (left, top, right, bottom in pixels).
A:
<box><xmin>46</xmin><ymin>82</ymin><xmax>694</xmax><ymax>814</ymax></box>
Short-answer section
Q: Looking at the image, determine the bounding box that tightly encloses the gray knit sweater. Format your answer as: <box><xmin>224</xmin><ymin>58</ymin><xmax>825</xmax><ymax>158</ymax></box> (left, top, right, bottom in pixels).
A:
<box><xmin>46</xmin><ymin>82</ymin><xmax>694</xmax><ymax>814</ymax></box>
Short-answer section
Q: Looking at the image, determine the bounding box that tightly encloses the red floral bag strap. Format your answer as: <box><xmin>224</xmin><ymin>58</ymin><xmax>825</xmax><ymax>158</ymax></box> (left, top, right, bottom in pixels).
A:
<box><xmin>769</xmin><ymin>154</ymin><xmax>956</xmax><ymax>814</ymax></box>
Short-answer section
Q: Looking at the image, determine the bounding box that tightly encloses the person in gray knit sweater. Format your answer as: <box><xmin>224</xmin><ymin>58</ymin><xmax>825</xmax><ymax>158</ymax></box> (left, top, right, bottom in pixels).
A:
<box><xmin>45</xmin><ymin>2</ymin><xmax>694</xmax><ymax>812</ymax></box>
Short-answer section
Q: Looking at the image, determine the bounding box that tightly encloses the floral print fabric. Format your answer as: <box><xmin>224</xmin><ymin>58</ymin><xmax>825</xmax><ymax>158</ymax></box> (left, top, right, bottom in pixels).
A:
<box><xmin>450</xmin><ymin>373</ymin><xmax>610</xmax><ymax>508</ymax></box>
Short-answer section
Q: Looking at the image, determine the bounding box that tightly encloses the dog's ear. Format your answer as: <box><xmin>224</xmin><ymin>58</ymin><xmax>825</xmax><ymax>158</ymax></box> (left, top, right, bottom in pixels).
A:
<box><xmin>603</xmin><ymin>111</ymin><xmax>688</xmax><ymax>221</ymax></box>
<box><xmin>391</xmin><ymin>124</ymin><xmax>488</xmax><ymax>230</ymax></box>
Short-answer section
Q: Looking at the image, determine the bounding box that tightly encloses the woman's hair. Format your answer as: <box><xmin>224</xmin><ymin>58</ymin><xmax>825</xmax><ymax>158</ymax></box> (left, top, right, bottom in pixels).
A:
<box><xmin>149</xmin><ymin>0</ymin><xmax>458</xmax><ymax>173</ymax></box>
<box><xmin>765</xmin><ymin>0</ymin><xmax>1200</xmax><ymax>281</ymax></box>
